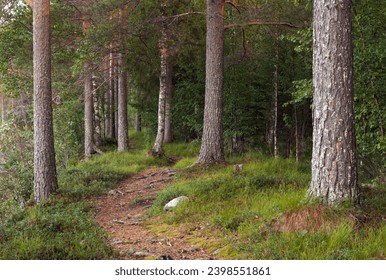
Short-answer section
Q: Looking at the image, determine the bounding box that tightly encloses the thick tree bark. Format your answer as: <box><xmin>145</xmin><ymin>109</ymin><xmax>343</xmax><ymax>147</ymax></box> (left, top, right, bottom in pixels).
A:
<box><xmin>116</xmin><ymin>7</ymin><xmax>129</xmax><ymax>152</ymax></box>
<box><xmin>84</xmin><ymin>61</ymin><xmax>94</xmax><ymax>157</ymax></box>
<box><xmin>32</xmin><ymin>0</ymin><xmax>57</xmax><ymax>204</ymax></box>
<box><xmin>196</xmin><ymin>0</ymin><xmax>225</xmax><ymax>164</ymax></box>
<box><xmin>163</xmin><ymin>56</ymin><xmax>174</xmax><ymax>143</ymax></box>
<box><xmin>117</xmin><ymin>52</ymin><xmax>129</xmax><ymax>152</ymax></box>
<box><xmin>308</xmin><ymin>0</ymin><xmax>358</xmax><ymax>205</ymax></box>
<box><xmin>152</xmin><ymin>29</ymin><xmax>168</xmax><ymax>156</ymax></box>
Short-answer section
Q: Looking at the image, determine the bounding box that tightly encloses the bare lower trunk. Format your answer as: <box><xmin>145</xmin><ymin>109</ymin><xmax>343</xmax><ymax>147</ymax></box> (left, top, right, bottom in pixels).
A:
<box><xmin>135</xmin><ymin>111</ymin><xmax>142</xmax><ymax>132</ymax></box>
<box><xmin>308</xmin><ymin>0</ymin><xmax>358</xmax><ymax>205</ymax></box>
<box><xmin>84</xmin><ymin>61</ymin><xmax>94</xmax><ymax>157</ymax></box>
<box><xmin>196</xmin><ymin>0</ymin><xmax>225</xmax><ymax>164</ymax></box>
<box><xmin>152</xmin><ymin>31</ymin><xmax>168</xmax><ymax>156</ymax></box>
<box><xmin>33</xmin><ymin>0</ymin><xmax>57</xmax><ymax>204</ymax></box>
<box><xmin>164</xmin><ymin>56</ymin><xmax>173</xmax><ymax>143</ymax></box>
<box><xmin>117</xmin><ymin>52</ymin><xmax>129</xmax><ymax>152</ymax></box>
<box><xmin>93</xmin><ymin>75</ymin><xmax>102</xmax><ymax>147</ymax></box>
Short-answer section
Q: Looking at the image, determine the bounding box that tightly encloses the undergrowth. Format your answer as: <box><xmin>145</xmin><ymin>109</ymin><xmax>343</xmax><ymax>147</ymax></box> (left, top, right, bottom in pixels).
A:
<box><xmin>0</xmin><ymin>131</ymin><xmax>167</xmax><ymax>259</ymax></box>
<box><xmin>149</xmin><ymin>152</ymin><xmax>386</xmax><ymax>260</ymax></box>
<box><xmin>1</xmin><ymin>132</ymin><xmax>384</xmax><ymax>259</ymax></box>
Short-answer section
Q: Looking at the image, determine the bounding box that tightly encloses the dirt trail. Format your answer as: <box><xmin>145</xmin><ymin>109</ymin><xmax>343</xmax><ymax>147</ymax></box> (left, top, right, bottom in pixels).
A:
<box><xmin>92</xmin><ymin>168</ymin><xmax>217</xmax><ymax>260</ymax></box>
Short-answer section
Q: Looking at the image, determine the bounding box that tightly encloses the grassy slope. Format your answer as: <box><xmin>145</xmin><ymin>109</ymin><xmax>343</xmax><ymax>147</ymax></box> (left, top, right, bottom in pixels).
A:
<box><xmin>0</xmin><ymin>132</ymin><xmax>384</xmax><ymax>259</ymax></box>
<box><xmin>152</xmin><ymin>143</ymin><xmax>386</xmax><ymax>260</ymax></box>
<box><xmin>0</xmin><ymin>132</ymin><xmax>167</xmax><ymax>259</ymax></box>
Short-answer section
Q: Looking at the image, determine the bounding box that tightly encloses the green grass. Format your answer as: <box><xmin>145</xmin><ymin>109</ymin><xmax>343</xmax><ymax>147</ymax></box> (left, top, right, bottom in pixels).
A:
<box><xmin>0</xmin><ymin>131</ymin><xmax>168</xmax><ymax>259</ymax></box>
<box><xmin>1</xmin><ymin>133</ymin><xmax>384</xmax><ymax>259</ymax></box>
<box><xmin>149</xmin><ymin>153</ymin><xmax>386</xmax><ymax>260</ymax></box>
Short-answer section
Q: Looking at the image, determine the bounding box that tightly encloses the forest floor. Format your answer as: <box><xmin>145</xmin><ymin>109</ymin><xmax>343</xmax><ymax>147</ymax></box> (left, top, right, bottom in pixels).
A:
<box><xmin>92</xmin><ymin>167</ymin><xmax>219</xmax><ymax>260</ymax></box>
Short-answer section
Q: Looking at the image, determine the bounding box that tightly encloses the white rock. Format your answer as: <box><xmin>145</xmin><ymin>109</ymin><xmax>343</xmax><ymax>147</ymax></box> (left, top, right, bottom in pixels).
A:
<box><xmin>163</xmin><ymin>196</ymin><xmax>188</xmax><ymax>211</ymax></box>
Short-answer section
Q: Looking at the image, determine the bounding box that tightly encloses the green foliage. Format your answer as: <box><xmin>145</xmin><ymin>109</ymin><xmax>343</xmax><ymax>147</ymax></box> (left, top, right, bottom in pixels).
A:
<box><xmin>0</xmin><ymin>199</ymin><xmax>115</xmax><ymax>260</ymax></box>
<box><xmin>0</xmin><ymin>132</ymin><xmax>168</xmax><ymax>259</ymax></box>
<box><xmin>149</xmin><ymin>148</ymin><xmax>385</xmax><ymax>259</ymax></box>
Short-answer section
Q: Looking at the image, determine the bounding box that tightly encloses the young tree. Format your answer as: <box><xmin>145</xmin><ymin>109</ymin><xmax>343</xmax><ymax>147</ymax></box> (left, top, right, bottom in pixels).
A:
<box><xmin>196</xmin><ymin>0</ymin><xmax>225</xmax><ymax>164</ymax></box>
<box><xmin>308</xmin><ymin>0</ymin><xmax>358</xmax><ymax>205</ymax></box>
<box><xmin>32</xmin><ymin>0</ymin><xmax>58</xmax><ymax>203</ymax></box>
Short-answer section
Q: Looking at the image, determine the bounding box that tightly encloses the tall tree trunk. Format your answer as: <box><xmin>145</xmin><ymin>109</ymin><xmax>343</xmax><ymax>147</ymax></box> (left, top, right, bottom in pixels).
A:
<box><xmin>117</xmin><ymin>52</ymin><xmax>129</xmax><ymax>152</ymax></box>
<box><xmin>152</xmin><ymin>28</ymin><xmax>168</xmax><ymax>156</ymax></box>
<box><xmin>164</xmin><ymin>56</ymin><xmax>173</xmax><ymax>143</ymax></box>
<box><xmin>308</xmin><ymin>0</ymin><xmax>358</xmax><ymax>205</ymax></box>
<box><xmin>104</xmin><ymin>56</ymin><xmax>111</xmax><ymax>138</ymax></box>
<box><xmin>135</xmin><ymin>111</ymin><xmax>142</xmax><ymax>132</ymax></box>
<box><xmin>93</xmin><ymin>74</ymin><xmax>102</xmax><ymax>147</ymax></box>
<box><xmin>117</xmin><ymin>7</ymin><xmax>129</xmax><ymax>152</ymax></box>
<box><xmin>32</xmin><ymin>0</ymin><xmax>57</xmax><ymax>204</ymax></box>
<box><xmin>109</xmin><ymin>47</ymin><xmax>116</xmax><ymax>140</ymax></box>
<box><xmin>84</xmin><ymin>61</ymin><xmax>94</xmax><ymax>157</ymax></box>
<box><xmin>196</xmin><ymin>0</ymin><xmax>225</xmax><ymax>164</ymax></box>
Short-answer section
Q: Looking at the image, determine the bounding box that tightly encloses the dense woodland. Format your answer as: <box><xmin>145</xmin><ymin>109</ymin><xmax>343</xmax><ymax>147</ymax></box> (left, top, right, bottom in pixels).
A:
<box><xmin>0</xmin><ymin>0</ymin><xmax>384</xmax><ymax>259</ymax></box>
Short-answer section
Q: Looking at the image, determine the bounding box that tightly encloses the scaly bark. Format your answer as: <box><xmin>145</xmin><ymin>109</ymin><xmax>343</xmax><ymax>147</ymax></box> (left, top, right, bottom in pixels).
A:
<box><xmin>196</xmin><ymin>0</ymin><xmax>225</xmax><ymax>164</ymax></box>
<box><xmin>308</xmin><ymin>0</ymin><xmax>358</xmax><ymax>205</ymax></box>
<box><xmin>32</xmin><ymin>0</ymin><xmax>57</xmax><ymax>204</ymax></box>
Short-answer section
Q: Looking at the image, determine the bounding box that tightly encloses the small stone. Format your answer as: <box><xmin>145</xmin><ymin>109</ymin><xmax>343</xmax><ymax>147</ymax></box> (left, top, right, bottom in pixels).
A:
<box><xmin>108</xmin><ymin>190</ymin><xmax>117</xmax><ymax>195</ymax></box>
<box><xmin>163</xmin><ymin>196</ymin><xmax>188</xmax><ymax>211</ymax></box>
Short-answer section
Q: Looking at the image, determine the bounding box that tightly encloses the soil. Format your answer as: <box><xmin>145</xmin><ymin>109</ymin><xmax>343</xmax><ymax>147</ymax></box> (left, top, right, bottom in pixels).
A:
<box><xmin>92</xmin><ymin>168</ymin><xmax>218</xmax><ymax>260</ymax></box>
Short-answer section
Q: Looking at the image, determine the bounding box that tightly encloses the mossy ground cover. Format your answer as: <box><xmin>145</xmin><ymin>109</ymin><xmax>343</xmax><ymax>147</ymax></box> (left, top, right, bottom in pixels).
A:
<box><xmin>149</xmin><ymin>151</ymin><xmax>385</xmax><ymax>259</ymax></box>
<box><xmin>0</xmin><ymin>132</ymin><xmax>384</xmax><ymax>259</ymax></box>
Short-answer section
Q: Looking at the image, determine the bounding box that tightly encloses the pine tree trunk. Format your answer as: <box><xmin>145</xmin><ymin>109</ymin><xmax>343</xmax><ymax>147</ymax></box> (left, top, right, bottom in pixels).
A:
<box><xmin>152</xmin><ymin>29</ymin><xmax>168</xmax><ymax>156</ymax></box>
<box><xmin>109</xmin><ymin>48</ymin><xmax>116</xmax><ymax>140</ymax></box>
<box><xmin>163</xmin><ymin>56</ymin><xmax>173</xmax><ymax>143</ymax></box>
<box><xmin>308</xmin><ymin>0</ymin><xmax>358</xmax><ymax>205</ymax></box>
<box><xmin>32</xmin><ymin>0</ymin><xmax>57</xmax><ymax>204</ymax></box>
<box><xmin>84</xmin><ymin>61</ymin><xmax>94</xmax><ymax>157</ymax></box>
<box><xmin>196</xmin><ymin>0</ymin><xmax>225</xmax><ymax>164</ymax></box>
<box><xmin>117</xmin><ymin>52</ymin><xmax>129</xmax><ymax>152</ymax></box>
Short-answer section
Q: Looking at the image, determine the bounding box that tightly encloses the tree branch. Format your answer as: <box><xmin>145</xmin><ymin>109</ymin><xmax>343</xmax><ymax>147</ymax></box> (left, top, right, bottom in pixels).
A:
<box><xmin>224</xmin><ymin>21</ymin><xmax>297</xmax><ymax>30</ymax></box>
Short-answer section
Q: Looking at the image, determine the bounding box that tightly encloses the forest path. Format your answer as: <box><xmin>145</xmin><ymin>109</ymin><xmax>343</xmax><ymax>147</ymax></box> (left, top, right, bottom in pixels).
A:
<box><xmin>92</xmin><ymin>168</ymin><xmax>217</xmax><ymax>260</ymax></box>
